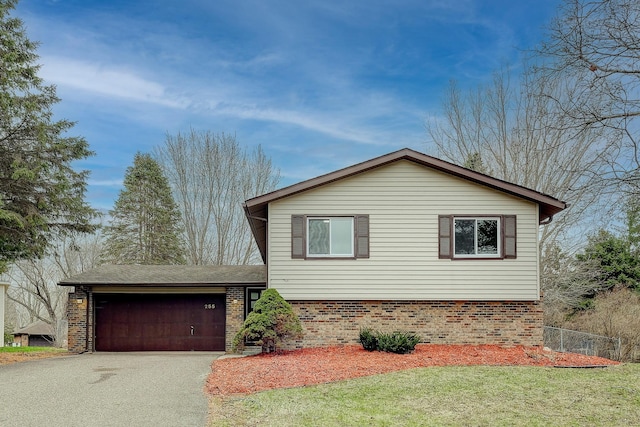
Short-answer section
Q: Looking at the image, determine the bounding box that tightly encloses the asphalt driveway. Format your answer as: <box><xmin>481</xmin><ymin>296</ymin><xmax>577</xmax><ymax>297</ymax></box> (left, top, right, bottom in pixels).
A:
<box><xmin>0</xmin><ymin>352</ymin><xmax>222</xmax><ymax>427</ymax></box>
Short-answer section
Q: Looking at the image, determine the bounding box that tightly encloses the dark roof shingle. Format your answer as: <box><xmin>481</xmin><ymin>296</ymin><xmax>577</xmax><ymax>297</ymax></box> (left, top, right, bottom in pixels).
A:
<box><xmin>58</xmin><ymin>264</ymin><xmax>266</xmax><ymax>286</ymax></box>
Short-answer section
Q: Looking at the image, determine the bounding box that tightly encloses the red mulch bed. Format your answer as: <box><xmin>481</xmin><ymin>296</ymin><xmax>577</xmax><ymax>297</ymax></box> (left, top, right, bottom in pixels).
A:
<box><xmin>206</xmin><ymin>344</ymin><xmax>618</xmax><ymax>396</ymax></box>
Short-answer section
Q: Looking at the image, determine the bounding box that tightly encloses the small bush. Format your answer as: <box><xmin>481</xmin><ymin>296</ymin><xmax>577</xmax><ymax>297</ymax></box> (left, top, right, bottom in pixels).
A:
<box><xmin>359</xmin><ymin>327</ymin><xmax>378</xmax><ymax>351</ymax></box>
<box><xmin>358</xmin><ymin>328</ymin><xmax>420</xmax><ymax>354</ymax></box>
<box><xmin>377</xmin><ymin>331</ymin><xmax>421</xmax><ymax>354</ymax></box>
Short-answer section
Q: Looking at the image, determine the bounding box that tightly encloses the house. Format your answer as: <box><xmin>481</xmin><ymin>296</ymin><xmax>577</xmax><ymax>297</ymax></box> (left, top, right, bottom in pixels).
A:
<box><xmin>60</xmin><ymin>148</ymin><xmax>566</xmax><ymax>353</ymax></box>
<box><xmin>13</xmin><ymin>320</ymin><xmax>55</xmax><ymax>347</ymax></box>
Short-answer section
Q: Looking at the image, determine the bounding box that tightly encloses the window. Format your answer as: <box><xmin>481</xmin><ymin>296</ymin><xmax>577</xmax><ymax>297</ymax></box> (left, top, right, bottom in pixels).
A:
<box><xmin>439</xmin><ymin>215</ymin><xmax>517</xmax><ymax>259</ymax></box>
<box><xmin>308</xmin><ymin>217</ymin><xmax>353</xmax><ymax>257</ymax></box>
<box><xmin>454</xmin><ymin>217</ymin><xmax>500</xmax><ymax>257</ymax></box>
<box><xmin>245</xmin><ymin>288</ymin><xmax>265</xmax><ymax>317</ymax></box>
<box><xmin>291</xmin><ymin>215</ymin><xmax>369</xmax><ymax>259</ymax></box>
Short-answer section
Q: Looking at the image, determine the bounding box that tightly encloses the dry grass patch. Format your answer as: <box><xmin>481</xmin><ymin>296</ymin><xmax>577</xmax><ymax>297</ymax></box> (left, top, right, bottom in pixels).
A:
<box><xmin>0</xmin><ymin>346</ymin><xmax>68</xmax><ymax>365</ymax></box>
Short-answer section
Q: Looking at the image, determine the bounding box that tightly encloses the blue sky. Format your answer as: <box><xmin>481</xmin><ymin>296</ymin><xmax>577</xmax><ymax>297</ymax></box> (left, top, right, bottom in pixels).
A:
<box><xmin>14</xmin><ymin>0</ymin><xmax>560</xmax><ymax>212</ymax></box>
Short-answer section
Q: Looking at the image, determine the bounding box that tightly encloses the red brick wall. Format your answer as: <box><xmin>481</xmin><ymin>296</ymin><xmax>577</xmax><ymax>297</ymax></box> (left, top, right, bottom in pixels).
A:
<box><xmin>285</xmin><ymin>300</ymin><xmax>543</xmax><ymax>349</ymax></box>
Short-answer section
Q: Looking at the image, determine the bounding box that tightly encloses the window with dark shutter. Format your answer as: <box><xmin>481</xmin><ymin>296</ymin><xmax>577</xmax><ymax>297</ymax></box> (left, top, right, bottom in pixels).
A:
<box><xmin>291</xmin><ymin>214</ymin><xmax>369</xmax><ymax>259</ymax></box>
<box><xmin>439</xmin><ymin>215</ymin><xmax>517</xmax><ymax>259</ymax></box>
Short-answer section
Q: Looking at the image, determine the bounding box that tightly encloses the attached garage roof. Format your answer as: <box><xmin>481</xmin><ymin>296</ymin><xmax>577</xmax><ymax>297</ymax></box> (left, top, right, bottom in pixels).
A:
<box><xmin>58</xmin><ymin>264</ymin><xmax>266</xmax><ymax>287</ymax></box>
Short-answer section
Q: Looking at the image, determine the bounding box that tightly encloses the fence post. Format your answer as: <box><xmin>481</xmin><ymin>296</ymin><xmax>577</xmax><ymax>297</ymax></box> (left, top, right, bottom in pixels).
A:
<box><xmin>560</xmin><ymin>328</ymin><xmax>564</xmax><ymax>352</ymax></box>
<box><xmin>618</xmin><ymin>337</ymin><xmax>622</xmax><ymax>361</ymax></box>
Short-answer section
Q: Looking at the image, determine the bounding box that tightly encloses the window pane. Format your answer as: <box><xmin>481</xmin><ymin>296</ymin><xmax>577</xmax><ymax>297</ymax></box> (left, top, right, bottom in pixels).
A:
<box><xmin>477</xmin><ymin>219</ymin><xmax>498</xmax><ymax>254</ymax></box>
<box><xmin>308</xmin><ymin>219</ymin><xmax>330</xmax><ymax>254</ymax></box>
<box><xmin>331</xmin><ymin>217</ymin><xmax>353</xmax><ymax>255</ymax></box>
<box><xmin>454</xmin><ymin>219</ymin><xmax>475</xmax><ymax>255</ymax></box>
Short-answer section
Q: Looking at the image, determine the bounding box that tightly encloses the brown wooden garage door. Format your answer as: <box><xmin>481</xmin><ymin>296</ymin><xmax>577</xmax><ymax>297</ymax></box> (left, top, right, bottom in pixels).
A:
<box><xmin>94</xmin><ymin>294</ymin><xmax>226</xmax><ymax>351</ymax></box>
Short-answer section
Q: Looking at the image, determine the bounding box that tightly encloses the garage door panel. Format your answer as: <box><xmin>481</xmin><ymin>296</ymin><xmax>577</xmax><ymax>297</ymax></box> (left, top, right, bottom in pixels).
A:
<box><xmin>95</xmin><ymin>294</ymin><xmax>225</xmax><ymax>351</ymax></box>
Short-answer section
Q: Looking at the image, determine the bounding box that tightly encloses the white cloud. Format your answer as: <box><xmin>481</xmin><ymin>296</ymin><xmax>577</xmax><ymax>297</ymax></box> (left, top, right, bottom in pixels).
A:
<box><xmin>39</xmin><ymin>56</ymin><xmax>189</xmax><ymax>109</ymax></box>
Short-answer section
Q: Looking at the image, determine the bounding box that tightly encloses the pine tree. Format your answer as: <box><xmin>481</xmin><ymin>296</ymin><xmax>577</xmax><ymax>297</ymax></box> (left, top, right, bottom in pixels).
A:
<box><xmin>0</xmin><ymin>0</ymin><xmax>97</xmax><ymax>273</ymax></box>
<box><xmin>103</xmin><ymin>152</ymin><xmax>185</xmax><ymax>264</ymax></box>
<box><xmin>232</xmin><ymin>288</ymin><xmax>303</xmax><ymax>353</ymax></box>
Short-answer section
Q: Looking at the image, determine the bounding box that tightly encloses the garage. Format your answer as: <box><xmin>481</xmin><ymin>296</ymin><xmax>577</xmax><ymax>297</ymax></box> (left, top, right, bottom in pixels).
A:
<box><xmin>95</xmin><ymin>293</ymin><xmax>226</xmax><ymax>351</ymax></box>
<box><xmin>58</xmin><ymin>264</ymin><xmax>267</xmax><ymax>353</ymax></box>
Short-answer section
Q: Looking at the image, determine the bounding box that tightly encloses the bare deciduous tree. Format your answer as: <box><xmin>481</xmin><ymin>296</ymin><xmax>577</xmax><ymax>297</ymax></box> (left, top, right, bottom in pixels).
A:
<box><xmin>426</xmin><ymin>66</ymin><xmax>617</xmax><ymax>316</ymax></box>
<box><xmin>3</xmin><ymin>232</ymin><xmax>103</xmax><ymax>346</ymax></box>
<box><xmin>427</xmin><ymin>67</ymin><xmax>612</xmax><ymax>250</ymax></box>
<box><xmin>537</xmin><ymin>0</ymin><xmax>640</xmax><ymax>192</ymax></box>
<box><xmin>154</xmin><ymin>131</ymin><xmax>280</xmax><ymax>265</ymax></box>
<box><xmin>541</xmin><ymin>243</ymin><xmax>606</xmax><ymax>325</ymax></box>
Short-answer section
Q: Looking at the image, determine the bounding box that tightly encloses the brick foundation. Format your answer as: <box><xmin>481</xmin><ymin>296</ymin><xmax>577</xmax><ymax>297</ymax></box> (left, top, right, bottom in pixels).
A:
<box><xmin>285</xmin><ymin>300</ymin><xmax>543</xmax><ymax>349</ymax></box>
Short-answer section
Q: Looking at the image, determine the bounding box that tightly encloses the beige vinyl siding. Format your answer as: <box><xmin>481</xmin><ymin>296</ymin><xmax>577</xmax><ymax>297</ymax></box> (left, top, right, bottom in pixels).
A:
<box><xmin>268</xmin><ymin>160</ymin><xmax>540</xmax><ymax>301</ymax></box>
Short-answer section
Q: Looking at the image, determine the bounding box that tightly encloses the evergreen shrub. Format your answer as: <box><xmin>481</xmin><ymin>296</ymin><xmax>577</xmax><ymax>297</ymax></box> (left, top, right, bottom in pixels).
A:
<box><xmin>359</xmin><ymin>328</ymin><xmax>420</xmax><ymax>354</ymax></box>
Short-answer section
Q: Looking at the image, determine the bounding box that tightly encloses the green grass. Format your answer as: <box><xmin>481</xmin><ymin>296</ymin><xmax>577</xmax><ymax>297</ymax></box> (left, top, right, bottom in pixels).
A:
<box><xmin>210</xmin><ymin>364</ymin><xmax>640</xmax><ymax>426</ymax></box>
<box><xmin>0</xmin><ymin>346</ymin><xmax>66</xmax><ymax>353</ymax></box>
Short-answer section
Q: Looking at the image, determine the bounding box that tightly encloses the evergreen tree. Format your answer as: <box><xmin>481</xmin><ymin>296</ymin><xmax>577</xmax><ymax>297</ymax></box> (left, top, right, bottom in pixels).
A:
<box><xmin>576</xmin><ymin>199</ymin><xmax>640</xmax><ymax>295</ymax></box>
<box><xmin>103</xmin><ymin>152</ymin><xmax>185</xmax><ymax>264</ymax></box>
<box><xmin>233</xmin><ymin>289</ymin><xmax>303</xmax><ymax>353</ymax></box>
<box><xmin>0</xmin><ymin>0</ymin><xmax>97</xmax><ymax>273</ymax></box>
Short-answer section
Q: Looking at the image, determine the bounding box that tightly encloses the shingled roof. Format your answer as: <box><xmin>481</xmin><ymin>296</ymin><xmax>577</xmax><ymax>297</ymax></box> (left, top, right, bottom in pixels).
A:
<box><xmin>58</xmin><ymin>264</ymin><xmax>266</xmax><ymax>287</ymax></box>
<box><xmin>13</xmin><ymin>320</ymin><xmax>54</xmax><ymax>336</ymax></box>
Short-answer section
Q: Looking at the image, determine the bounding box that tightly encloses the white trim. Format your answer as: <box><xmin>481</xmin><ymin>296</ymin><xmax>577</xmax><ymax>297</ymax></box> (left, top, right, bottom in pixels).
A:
<box><xmin>306</xmin><ymin>216</ymin><xmax>355</xmax><ymax>257</ymax></box>
<box><xmin>453</xmin><ymin>217</ymin><xmax>502</xmax><ymax>258</ymax></box>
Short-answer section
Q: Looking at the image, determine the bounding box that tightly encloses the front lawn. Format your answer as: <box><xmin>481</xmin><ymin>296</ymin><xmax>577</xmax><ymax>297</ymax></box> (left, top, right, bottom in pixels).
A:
<box><xmin>0</xmin><ymin>346</ymin><xmax>68</xmax><ymax>365</ymax></box>
<box><xmin>210</xmin><ymin>364</ymin><xmax>640</xmax><ymax>426</ymax></box>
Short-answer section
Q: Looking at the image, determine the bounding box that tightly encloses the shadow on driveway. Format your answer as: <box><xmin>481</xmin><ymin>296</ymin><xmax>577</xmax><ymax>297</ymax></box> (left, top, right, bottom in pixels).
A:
<box><xmin>0</xmin><ymin>352</ymin><xmax>222</xmax><ymax>427</ymax></box>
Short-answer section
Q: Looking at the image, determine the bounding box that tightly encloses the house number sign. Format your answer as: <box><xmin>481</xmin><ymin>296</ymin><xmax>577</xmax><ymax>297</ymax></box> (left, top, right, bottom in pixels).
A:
<box><xmin>204</xmin><ymin>303</ymin><xmax>216</xmax><ymax>309</ymax></box>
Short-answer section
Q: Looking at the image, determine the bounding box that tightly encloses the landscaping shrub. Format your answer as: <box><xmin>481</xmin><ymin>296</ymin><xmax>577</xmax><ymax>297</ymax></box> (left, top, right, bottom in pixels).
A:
<box><xmin>359</xmin><ymin>327</ymin><xmax>378</xmax><ymax>351</ymax></box>
<box><xmin>377</xmin><ymin>331</ymin><xmax>421</xmax><ymax>354</ymax></box>
<box><xmin>359</xmin><ymin>328</ymin><xmax>420</xmax><ymax>354</ymax></box>
<box><xmin>233</xmin><ymin>289</ymin><xmax>303</xmax><ymax>353</ymax></box>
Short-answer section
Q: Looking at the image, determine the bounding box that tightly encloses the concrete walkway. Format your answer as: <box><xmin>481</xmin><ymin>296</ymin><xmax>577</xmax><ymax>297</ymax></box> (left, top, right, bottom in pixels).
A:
<box><xmin>0</xmin><ymin>352</ymin><xmax>222</xmax><ymax>427</ymax></box>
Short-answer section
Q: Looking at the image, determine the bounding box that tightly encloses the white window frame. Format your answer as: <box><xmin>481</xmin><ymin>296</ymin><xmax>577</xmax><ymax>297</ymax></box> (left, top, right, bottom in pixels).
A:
<box><xmin>453</xmin><ymin>216</ymin><xmax>501</xmax><ymax>258</ymax></box>
<box><xmin>306</xmin><ymin>216</ymin><xmax>355</xmax><ymax>258</ymax></box>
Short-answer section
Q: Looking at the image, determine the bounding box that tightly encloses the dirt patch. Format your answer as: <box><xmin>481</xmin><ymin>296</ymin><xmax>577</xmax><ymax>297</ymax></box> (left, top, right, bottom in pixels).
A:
<box><xmin>0</xmin><ymin>351</ymin><xmax>69</xmax><ymax>365</ymax></box>
<box><xmin>206</xmin><ymin>344</ymin><xmax>618</xmax><ymax>396</ymax></box>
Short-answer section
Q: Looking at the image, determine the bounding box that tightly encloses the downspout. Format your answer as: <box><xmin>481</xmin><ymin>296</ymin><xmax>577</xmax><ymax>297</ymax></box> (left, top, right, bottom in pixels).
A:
<box><xmin>81</xmin><ymin>286</ymin><xmax>90</xmax><ymax>353</ymax></box>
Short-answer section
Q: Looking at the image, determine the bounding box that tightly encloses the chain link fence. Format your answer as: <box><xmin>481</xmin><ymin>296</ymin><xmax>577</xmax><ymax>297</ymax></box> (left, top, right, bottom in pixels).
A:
<box><xmin>543</xmin><ymin>326</ymin><xmax>622</xmax><ymax>361</ymax></box>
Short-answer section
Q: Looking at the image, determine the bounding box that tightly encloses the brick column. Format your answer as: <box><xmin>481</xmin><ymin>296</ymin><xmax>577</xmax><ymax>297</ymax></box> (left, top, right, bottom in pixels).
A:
<box><xmin>225</xmin><ymin>287</ymin><xmax>245</xmax><ymax>353</ymax></box>
<box><xmin>67</xmin><ymin>288</ymin><xmax>91</xmax><ymax>353</ymax></box>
